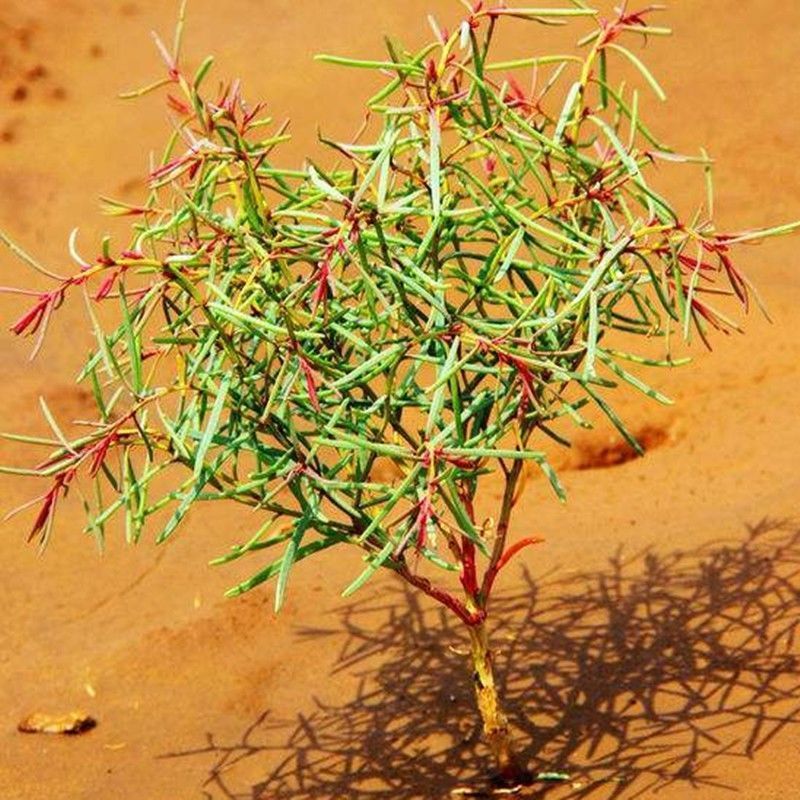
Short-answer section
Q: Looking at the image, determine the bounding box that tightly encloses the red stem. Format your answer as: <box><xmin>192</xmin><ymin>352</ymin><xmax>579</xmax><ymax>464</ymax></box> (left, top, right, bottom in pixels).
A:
<box><xmin>483</xmin><ymin>536</ymin><xmax>544</xmax><ymax>597</ymax></box>
<box><xmin>395</xmin><ymin>561</ymin><xmax>485</xmax><ymax>627</ymax></box>
<box><xmin>460</xmin><ymin>537</ymin><xmax>479</xmax><ymax>596</ymax></box>
<box><xmin>458</xmin><ymin>487</ymin><xmax>479</xmax><ymax>597</ymax></box>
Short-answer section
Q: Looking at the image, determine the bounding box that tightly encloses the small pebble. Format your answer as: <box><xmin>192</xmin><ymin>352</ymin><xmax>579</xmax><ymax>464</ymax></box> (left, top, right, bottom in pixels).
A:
<box><xmin>17</xmin><ymin>711</ymin><xmax>97</xmax><ymax>735</ymax></box>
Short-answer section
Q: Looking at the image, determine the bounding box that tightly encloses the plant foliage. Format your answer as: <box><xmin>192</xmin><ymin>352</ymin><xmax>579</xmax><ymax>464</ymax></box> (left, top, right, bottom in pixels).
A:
<box><xmin>2</xmin><ymin>2</ymin><xmax>796</xmax><ymax>621</ymax></box>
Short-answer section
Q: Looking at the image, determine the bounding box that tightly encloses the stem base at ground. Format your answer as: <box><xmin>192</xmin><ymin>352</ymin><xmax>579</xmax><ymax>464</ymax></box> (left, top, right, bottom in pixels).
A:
<box><xmin>468</xmin><ymin>622</ymin><xmax>528</xmax><ymax>786</ymax></box>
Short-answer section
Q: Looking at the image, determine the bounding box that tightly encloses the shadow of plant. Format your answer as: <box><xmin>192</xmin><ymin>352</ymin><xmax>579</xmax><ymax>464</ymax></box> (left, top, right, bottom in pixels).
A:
<box><xmin>166</xmin><ymin>518</ymin><xmax>800</xmax><ymax>799</ymax></box>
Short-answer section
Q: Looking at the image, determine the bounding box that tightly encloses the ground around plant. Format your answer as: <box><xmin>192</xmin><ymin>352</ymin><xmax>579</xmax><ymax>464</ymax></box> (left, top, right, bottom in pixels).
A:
<box><xmin>0</xmin><ymin>1</ymin><xmax>799</xmax><ymax>798</ymax></box>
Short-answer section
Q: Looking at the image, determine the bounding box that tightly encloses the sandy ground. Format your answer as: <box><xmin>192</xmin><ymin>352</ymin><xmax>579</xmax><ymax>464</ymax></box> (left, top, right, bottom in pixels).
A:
<box><xmin>0</xmin><ymin>1</ymin><xmax>799</xmax><ymax>798</ymax></box>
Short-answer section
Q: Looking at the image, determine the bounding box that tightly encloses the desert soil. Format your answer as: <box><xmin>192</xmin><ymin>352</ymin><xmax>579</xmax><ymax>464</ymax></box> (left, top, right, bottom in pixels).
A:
<box><xmin>0</xmin><ymin>1</ymin><xmax>799</xmax><ymax>798</ymax></box>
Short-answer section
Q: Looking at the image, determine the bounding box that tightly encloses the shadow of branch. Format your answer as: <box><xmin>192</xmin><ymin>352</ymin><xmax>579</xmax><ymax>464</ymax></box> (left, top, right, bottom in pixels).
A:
<box><xmin>163</xmin><ymin>517</ymin><xmax>800</xmax><ymax>799</ymax></box>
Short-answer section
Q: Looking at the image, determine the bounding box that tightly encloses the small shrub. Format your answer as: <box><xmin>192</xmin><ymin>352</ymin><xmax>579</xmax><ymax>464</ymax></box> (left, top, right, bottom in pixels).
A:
<box><xmin>1</xmin><ymin>2</ymin><xmax>796</xmax><ymax>788</ymax></box>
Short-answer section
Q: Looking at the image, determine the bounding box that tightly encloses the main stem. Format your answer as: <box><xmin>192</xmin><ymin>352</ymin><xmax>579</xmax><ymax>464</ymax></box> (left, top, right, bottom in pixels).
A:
<box><xmin>469</xmin><ymin>457</ymin><xmax>528</xmax><ymax>783</ymax></box>
<box><xmin>468</xmin><ymin>620</ymin><xmax>525</xmax><ymax>785</ymax></box>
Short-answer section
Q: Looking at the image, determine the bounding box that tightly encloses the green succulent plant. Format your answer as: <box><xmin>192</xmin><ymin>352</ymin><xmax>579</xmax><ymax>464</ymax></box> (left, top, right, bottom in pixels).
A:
<box><xmin>2</xmin><ymin>1</ymin><xmax>796</xmax><ymax>786</ymax></box>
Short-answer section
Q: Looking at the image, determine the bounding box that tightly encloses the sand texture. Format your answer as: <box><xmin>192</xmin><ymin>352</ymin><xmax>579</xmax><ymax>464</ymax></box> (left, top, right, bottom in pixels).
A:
<box><xmin>0</xmin><ymin>1</ymin><xmax>799</xmax><ymax>798</ymax></box>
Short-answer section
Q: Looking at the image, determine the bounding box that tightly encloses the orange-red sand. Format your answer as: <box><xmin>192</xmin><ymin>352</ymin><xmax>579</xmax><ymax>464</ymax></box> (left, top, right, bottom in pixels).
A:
<box><xmin>1</xmin><ymin>2</ymin><xmax>799</xmax><ymax>797</ymax></box>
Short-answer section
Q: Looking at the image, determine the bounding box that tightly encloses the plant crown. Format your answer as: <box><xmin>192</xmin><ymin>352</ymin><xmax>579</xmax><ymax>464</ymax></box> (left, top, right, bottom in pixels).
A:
<box><xmin>2</xmin><ymin>2</ymin><xmax>794</xmax><ymax>617</ymax></box>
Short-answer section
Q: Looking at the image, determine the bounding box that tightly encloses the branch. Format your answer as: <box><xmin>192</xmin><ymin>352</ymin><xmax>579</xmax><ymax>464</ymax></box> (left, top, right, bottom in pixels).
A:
<box><xmin>480</xmin><ymin>459</ymin><xmax>523</xmax><ymax>600</ymax></box>
<box><xmin>483</xmin><ymin>536</ymin><xmax>545</xmax><ymax>597</ymax></box>
<box><xmin>394</xmin><ymin>560</ymin><xmax>485</xmax><ymax>627</ymax></box>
